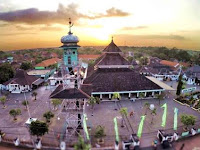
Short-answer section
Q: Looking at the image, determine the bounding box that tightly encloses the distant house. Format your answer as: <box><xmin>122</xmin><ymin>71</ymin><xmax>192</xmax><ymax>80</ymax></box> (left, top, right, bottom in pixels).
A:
<box><xmin>35</xmin><ymin>58</ymin><xmax>61</xmax><ymax>69</ymax></box>
<box><xmin>139</xmin><ymin>57</ymin><xmax>181</xmax><ymax>81</ymax></box>
<box><xmin>78</xmin><ymin>54</ymin><xmax>100</xmax><ymax>61</ymax></box>
<box><xmin>160</xmin><ymin>60</ymin><xmax>180</xmax><ymax>70</ymax></box>
<box><xmin>7</xmin><ymin>57</ymin><xmax>13</xmax><ymax>63</ymax></box>
<box><xmin>51</xmin><ymin>53</ymin><xmax>58</xmax><ymax>58</ymax></box>
<box><xmin>184</xmin><ymin>65</ymin><xmax>200</xmax><ymax>85</ymax></box>
<box><xmin>27</xmin><ymin>69</ymin><xmax>53</xmax><ymax>81</ymax></box>
<box><xmin>3</xmin><ymin>69</ymin><xmax>39</xmax><ymax>93</ymax></box>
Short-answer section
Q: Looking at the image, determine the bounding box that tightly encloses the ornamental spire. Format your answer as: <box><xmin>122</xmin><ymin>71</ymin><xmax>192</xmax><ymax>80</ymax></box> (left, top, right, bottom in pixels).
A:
<box><xmin>68</xmin><ymin>18</ymin><xmax>73</xmax><ymax>34</ymax></box>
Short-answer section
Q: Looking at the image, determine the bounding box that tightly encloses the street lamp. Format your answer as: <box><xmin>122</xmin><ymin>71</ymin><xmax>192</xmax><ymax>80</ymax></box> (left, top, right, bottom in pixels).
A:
<box><xmin>149</xmin><ymin>104</ymin><xmax>155</xmax><ymax>111</ymax></box>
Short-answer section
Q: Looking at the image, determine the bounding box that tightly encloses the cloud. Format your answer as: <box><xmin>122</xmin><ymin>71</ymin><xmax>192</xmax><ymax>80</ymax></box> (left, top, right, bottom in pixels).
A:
<box><xmin>39</xmin><ymin>26</ymin><xmax>64</xmax><ymax>31</ymax></box>
<box><xmin>105</xmin><ymin>7</ymin><xmax>130</xmax><ymax>17</ymax></box>
<box><xmin>114</xmin><ymin>34</ymin><xmax>186</xmax><ymax>40</ymax></box>
<box><xmin>146</xmin><ymin>35</ymin><xmax>186</xmax><ymax>40</ymax></box>
<box><xmin>0</xmin><ymin>3</ymin><xmax>130</xmax><ymax>25</ymax></box>
<box><xmin>14</xmin><ymin>25</ymin><xmax>64</xmax><ymax>31</ymax></box>
<box><xmin>0</xmin><ymin>23</ymin><xmax>9</xmax><ymax>27</ymax></box>
<box><xmin>121</xmin><ymin>26</ymin><xmax>148</xmax><ymax>30</ymax></box>
<box><xmin>0</xmin><ymin>33</ymin><xmax>36</xmax><ymax>36</ymax></box>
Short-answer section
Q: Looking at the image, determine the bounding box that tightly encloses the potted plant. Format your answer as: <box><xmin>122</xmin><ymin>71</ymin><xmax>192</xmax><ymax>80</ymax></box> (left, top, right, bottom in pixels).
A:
<box><xmin>95</xmin><ymin>125</ymin><xmax>106</xmax><ymax>144</ymax></box>
<box><xmin>43</xmin><ymin>111</ymin><xmax>54</xmax><ymax>123</ymax></box>
<box><xmin>22</xmin><ymin>100</ymin><xmax>29</xmax><ymax>110</ymax></box>
<box><xmin>180</xmin><ymin>114</ymin><xmax>196</xmax><ymax>131</ymax></box>
<box><xmin>0</xmin><ymin>96</ymin><xmax>7</xmax><ymax>109</ymax></box>
<box><xmin>9</xmin><ymin>108</ymin><xmax>21</xmax><ymax>121</ymax></box>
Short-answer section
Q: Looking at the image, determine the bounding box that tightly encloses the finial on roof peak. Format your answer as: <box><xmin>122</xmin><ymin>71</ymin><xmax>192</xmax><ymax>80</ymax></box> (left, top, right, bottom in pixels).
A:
<box><xmin>111</xmin><ymin>36</ymin><xmax>113</xmax><ymax>42</ymax></box>
<box><xmin>68</xmin><ymin>18</ymin><xmax>73</xmax><ymax>34</ymax></box>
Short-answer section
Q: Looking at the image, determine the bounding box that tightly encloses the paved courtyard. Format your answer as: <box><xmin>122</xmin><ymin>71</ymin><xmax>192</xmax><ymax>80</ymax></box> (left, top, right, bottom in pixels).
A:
<box><xmin>85</xmin><ymin>90</ymin><xmax>200</xmax><ymax>148</ymax></box>
<box><xmin>0</xmin><ymin>81</ymin><xmax>200</xmax><ymax>149</ymax></box>
<box><xmin>0</xmin><ymin>85</ymin><xmax>63</xmax><ymax>146</ymax></box>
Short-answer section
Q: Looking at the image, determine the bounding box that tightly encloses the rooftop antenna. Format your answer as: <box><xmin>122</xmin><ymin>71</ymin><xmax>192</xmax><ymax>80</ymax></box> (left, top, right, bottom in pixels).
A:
<box><xmin>68</xmin><ymin>18</ymin><xmax>73</xmax><ymax>34</ymax></box>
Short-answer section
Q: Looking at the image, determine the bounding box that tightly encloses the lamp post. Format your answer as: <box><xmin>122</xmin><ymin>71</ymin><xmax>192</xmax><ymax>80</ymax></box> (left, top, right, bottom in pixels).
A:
<box><xmin>24</xmin><ymin>92</ymin><xmax>31</xmax><ymax>118</ymax></box>
<box><xmin>149</xmin><ymin>104</ymin><xmax>155</xmax><ymax>111</ymax></box>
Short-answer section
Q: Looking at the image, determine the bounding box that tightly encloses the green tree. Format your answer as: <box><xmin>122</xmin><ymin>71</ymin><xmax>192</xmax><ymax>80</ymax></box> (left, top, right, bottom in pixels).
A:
<box><xmin>151</xmin><ymin>108</ymin><xmax>157</xmax><ymax>124</ymax></box>
<box><xmin>44</xmin><ymin>82</ymin><xmax>48</xmax><ymax>90</ymax></box>
<box><xmin>88</xmin><ymin>96</ymin><xmax>100</xmax><ymax>116</ymax></box>
<box><xmin>176</xmin><ymin>75</ymin><xmax>183</xmax><ymax>96</ymax></box>
<box><xmin>43</xmin><ymin>111</ymin><xmax>54</xmax><ymax>123</ymax></box>
<box><xmin>139</xmin><ymin>93</ymin><xmax>145</xmax><ymax>98</ymax></box>
<box><xmin>144</xmin><ymin>102</ymin><xmax>149</xmax><ymax>115</ymax></box>
<box><xmin>112</xmin><ymin>92</ymin><xmax>121</xmax><ymax>110</ymax></box>
<box><xmin>0</xmin><ymin>63</ymin><xmax>15</xmax><ymax>84</ymax></box>
<box><xmin>29</xmin><ymin>120</ymin><xmax>48</xmax><ymax>137</ymax></box>
<box><xmin>32</xmin><ymin>92</ymin><xmax>37</xmax><ymax>100</ymax></box>
<box><xmin>180</xmin><ymin>114</ymin><xmax>196</xmax><ymax>130</ymax></box>
<box><xmin>177</xmin><ymin>51</ymin><xmax>190</xmax><ymax>62</ymax></box>
<box><xmin>94</xmin><ymin>125</ymin><xmax>106</xmax><ymax>143</ymax></box>
<box><xmin>51</xmin><ymin>99</ymin><xmax>61</xmax><ymax>110</ymax></box>
<box><xmin>0</xmin><ymin>96</ymin><xmax>7</xmax><ymax>108</ymax></box>
<box><xmin>22</xmin><ymin>100</ymin><xmax>29</xmax><ymax>110</ymax></box>
<box><xmin>74</xmin><ymin>136</ymin><xmax>91</xmax><ymax>150</ymax></box>
<box><xmin>127</xmin><ymin>56</ymin><xmax>134</xmax><ymax>62</ymax></box>
<box><xmin>20</xmin><ymin>61</ymin><xmax>33</xmax><ymax>70</ymax></box>
<box><xmin>139</xmin><ymin>56</ymin><xmax>148</xmax><ymax>66</ymax></box>
<box><xmin>155</xmin><ymin>93</ymin><xmax>164</xmax><ymax>105</ymax></box>
<box><xmin>119</xmin><ymin>107</ymin><xmax>128</xmax><ymax>127</ymax></box>
<box><xmin>9</xmin><ymin>108</ymin><xmax>21</xmax><ymax>120</ymax></box>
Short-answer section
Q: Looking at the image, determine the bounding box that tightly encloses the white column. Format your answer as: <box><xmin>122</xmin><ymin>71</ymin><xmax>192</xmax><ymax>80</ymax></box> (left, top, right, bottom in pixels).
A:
<box><xmin>109</xmin><ymin>94</ymin><xmax>111</xmax><ymax>99</ymax></box>
<box><xmin>144</xmin><ymin>92</ymin><xmax>147</xmax><ymax>97</ymax></box>
<box><xmin>159</xmin><ymin>91</ymin><xmax>161</xmax><ymax>95</ymax></box>
<box><xmin>152</xmin><ymin>91</ymin><xmax>155</xmax><ymax>97</ymax></box>
<box><xmin>137</xmin><ymin>92</ymin><xmax>139</xmax><ymax>98</ymax></box>
<box><xmin>128</xmin><ymin>93</ymin><xmax>131</xmax><ymax>99</ymax></box>
<box><xmin>100</xmin><ymin>94</ymin><xmax>102</xmax><ymax>99</ymax></box>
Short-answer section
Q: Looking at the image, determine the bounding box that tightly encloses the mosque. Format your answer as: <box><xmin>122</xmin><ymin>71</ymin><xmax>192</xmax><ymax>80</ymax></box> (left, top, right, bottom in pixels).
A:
<box><xmin>50</xmin><ymin>19</ymin><xmax>164</xmax><ymax>100</ymax></box>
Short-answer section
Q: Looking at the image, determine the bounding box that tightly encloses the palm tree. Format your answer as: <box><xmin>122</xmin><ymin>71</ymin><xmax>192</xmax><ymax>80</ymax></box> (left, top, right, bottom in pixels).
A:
<box><xmin>0</xmin><ymin>96</ymin><xmax>6</xmax><ymax>108</ymax></box>
<box><xmin>74</xmin><ymin>136</ymin><xmax>90</xmax><ymax>150</ymax></box>
<box><xmin>151</xmin><ymin>108</ymin><xmax>157</xmax><ymax>124</ymax></box>
<box><xmin>155</xmin><ymin>93</ymin><xmax>164</xmax><ymax>105</ymax></box>
<box><xmin>144</xmin><ymin>102</ymin><xmax>150</xmax><ymax>115</ymax></box>
<box><xmin>51</xmin><ymin>99</ymin><xmax>61</xmax><ymax>110</ymax></box>
<box><xmin>32</xmin><ymin>92</ymin><xmax>37</xmax><ymax>101</ymax></box>
<box><xmin>22</xmin><ymin>100</ymin><xmax>29</xmax><ymax>110</ymax></box>
<box><xmin>139</xmin><ymin>93</ymin><xmax>145</xmax><ymax>105</ymax></box>
<box><xmin>119</xmin><ymin>107</ymin><xmax>128</xmax><ymax>127</ymax></box>
<box><xmin>112</xmin><ymin>93</ymin><xmax>121</xmax><ymax>110</ymax></box>
<box><xmin>88</xmin><ymin>96</ymin><xmax>100</xmax><ymax>116</ymax></box>
<box><xmin>9</xmin><ymin>108</ymin><xmax>21</xmax><ymax>121</ymax></box>
<box><xmin>43</xmin><ymin>111</ymin><xmax>54</xmax><ymax>123</ymax></box>
<box><xmin>44</xmin><ymin>82</ymin><xmax>48</xmax><ymax>90</ymax></box>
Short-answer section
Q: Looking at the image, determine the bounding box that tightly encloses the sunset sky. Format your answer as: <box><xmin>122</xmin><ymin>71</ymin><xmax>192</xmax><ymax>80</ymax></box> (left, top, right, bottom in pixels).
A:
<box><xmin>0</xmin><ymin>0</ymin><xmax>200</xmax><ymax>50</ymax></box>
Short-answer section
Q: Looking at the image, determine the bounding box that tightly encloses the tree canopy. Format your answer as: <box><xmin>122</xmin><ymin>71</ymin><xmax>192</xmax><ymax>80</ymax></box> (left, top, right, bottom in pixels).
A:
<box><xmin>20</xmin><ymin>61</ymin><xmax>33</xmax><ymax>70</ymax></box>
<box><xmin>29</xmin><ymin>120</ymin><xmax>48</xmax><ymax>137</ymax></box>
<box><xmin>0</xmin><ymin>63</ymin><xmax>15</xmax><ymax>84</ymax></box>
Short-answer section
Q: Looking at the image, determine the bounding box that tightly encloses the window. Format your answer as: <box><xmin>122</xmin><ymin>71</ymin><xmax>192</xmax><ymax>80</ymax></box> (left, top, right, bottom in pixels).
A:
<box><xmin>73</xmin><ymin>51</ymin><xmax>76</xmax><ymax>55</ymax></box>
<box><xmin>68</xmin><ymin>56</ymin><xmax>71</xmax><ymax>64</ymax></box>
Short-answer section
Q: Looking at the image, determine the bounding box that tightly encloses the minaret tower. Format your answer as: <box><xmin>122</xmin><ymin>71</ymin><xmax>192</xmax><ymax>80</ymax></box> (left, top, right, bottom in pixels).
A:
<box><xmin>60</xmin><ymin>18</ymin><xmax>80</xmax><ymax>73</ymax></box>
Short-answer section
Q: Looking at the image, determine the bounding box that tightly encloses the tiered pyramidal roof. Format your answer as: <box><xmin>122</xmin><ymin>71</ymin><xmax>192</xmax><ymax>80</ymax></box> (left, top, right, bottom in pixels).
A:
<box><xmin>81</xmin><ymin>40</ymin><xmax>163</xmax><ymax>94</ymax></box>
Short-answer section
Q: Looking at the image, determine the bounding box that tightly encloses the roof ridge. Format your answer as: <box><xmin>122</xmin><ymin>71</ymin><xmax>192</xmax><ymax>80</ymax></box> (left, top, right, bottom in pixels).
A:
<box><xmin>78</xmin><ymin>88</ymin><xmax>91</xmax><ymax>98</ymax></box>
<box><xmin>50</xmin><ymin>85</ymin><xmax>64</xmax><ymax>98</ymax></box>
<box><xmin>95</xmin><ymin>54</ymin><xmax>106</xmax><ymax>67</ymax></box>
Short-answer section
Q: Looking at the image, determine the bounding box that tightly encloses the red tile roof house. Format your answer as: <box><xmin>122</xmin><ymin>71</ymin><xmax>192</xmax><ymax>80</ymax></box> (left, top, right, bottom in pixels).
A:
<box><xmin>3</xmin><ymin>69</ymin><xmax>39</xmax><ymax>93</ymax></box>
<box><xmin>160</xmin><ymin>60</ymin><xmax>180</xmax><ymax>70</ymax></box>
<box><xmin>35</xmin><ymin>58</ymin><xmax>61</xmax><ymax>69</ymax></box>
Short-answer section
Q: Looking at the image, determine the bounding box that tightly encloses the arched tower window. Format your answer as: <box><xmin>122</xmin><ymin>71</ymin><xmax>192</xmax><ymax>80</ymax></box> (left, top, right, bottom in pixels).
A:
<box><xmin>68</xmin><ymin>56</ymin><xmax>71</xmax><ymax>65</ymax></box>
